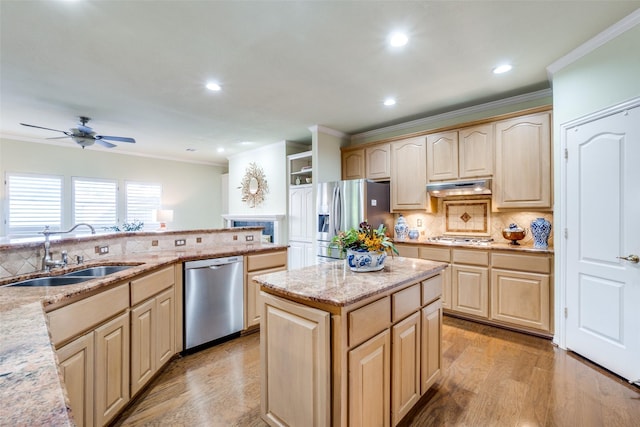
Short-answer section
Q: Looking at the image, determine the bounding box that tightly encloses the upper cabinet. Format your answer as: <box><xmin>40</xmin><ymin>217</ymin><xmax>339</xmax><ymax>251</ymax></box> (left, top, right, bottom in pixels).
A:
<box><xmin>365</xmin><ymin>143</ymin><xmax>391</xmax><ymax>180</ymax></box>
<box><xmin>341</xmin><ymin>143</ymin><xmax>391</xmax><ymax>181</ymax></box>
<box><xmin>342</xmin><ymin>149</ymin><xmax>365</xmax><ymax>180</ymax></box>
<box><xmin>289</xmin><ymin>151</ymin><xmax>313</xmax><ymax>186</ymax></box>
<box><xmin>493</xmin><ymin>112</ymin><xmax>551</xmax><ymax>209</ymax></box>
<box><xmin>426</xmin><ymin>124</ymin><xmax>493</xmax><ymax>182</ymax></box>
<box><xmin>391</xmin><ymin>136</ymin><xmax>428</xmax><ymax>211</ymax></box>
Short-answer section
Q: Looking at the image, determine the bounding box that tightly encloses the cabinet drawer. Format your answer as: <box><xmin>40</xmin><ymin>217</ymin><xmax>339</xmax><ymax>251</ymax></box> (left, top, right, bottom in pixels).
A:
<box><xmin>246</xmin><ymin>251</ymin><xmax>287</xmax><ymax>272</ymax></box>
<box><xmin>452</xmin><ymin>249</ymin><xmax>489</xmax><ymax>266</ymax></box>
<box><xmin>131</xmin><ymin>266</ymin><xmax>175</xmax><ymax>306</ymax></box>
<box><xmin>48</xmin><ymin>283</ymin><xmax>129</xmax><ymax>347</ymax></box>
<box><xmin>396</xmin><ymin>244</ymin><xmax>419</xmax><ymax>259</ymax></box>
<box><xmin>421</xmin><ymin>274</ymin><xmax>443</xmax><ymax>306</ymax></box>
<box><xmin>348</xmin><ymin>296</ymin><xmax>390</xmax><ymax>347</ymax></box>
<box><xmin>392</xmin><ymin>284</ymin><xmax>420</xmax><ymax>322</ymax></box>
<box><xmin>492</xmin><ymin>252</ymin><xmax>551</xmax><ymax>274</ymax></box>
<box><xmin>419</xmin><ymin>246</ymin><xmax>451</xmax><ymax>263</ymax></box>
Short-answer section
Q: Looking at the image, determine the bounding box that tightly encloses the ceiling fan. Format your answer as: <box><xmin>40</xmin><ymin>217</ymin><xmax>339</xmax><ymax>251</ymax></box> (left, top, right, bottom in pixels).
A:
<box><xmin>20</xmin><ymin>116</ymin><xmax>136</xmax><ymax>149</ymax></box>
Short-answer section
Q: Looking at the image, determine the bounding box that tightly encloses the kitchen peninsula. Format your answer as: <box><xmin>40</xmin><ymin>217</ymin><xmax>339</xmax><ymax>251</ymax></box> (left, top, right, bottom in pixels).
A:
<box><xmin>255</xmin><ymin>257</ymin><xmax>448</xmax><ymax>427</ymax></box>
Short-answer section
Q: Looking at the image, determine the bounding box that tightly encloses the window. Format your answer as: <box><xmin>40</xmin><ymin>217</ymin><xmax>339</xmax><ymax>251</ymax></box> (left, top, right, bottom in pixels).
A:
<box><xmin>72</xmin><ymin>178</ymin><xmax>117</xmax><ymax>229</ymax></box>
<box><xmin>6</xmin><ymin>173</ymin><xmax>63</xmax><ymax>234</ymax></box>
<box><xmin>125</xmin><ymin>181</ymin><xmax>162</xmax><ymax>229</ymax></box>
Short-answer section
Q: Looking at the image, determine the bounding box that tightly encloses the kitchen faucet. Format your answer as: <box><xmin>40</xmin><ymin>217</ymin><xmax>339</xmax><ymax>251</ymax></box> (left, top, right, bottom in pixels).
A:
<box><xmin>41</xmin><ymin>223</ymin><xmax>96</xmax><ymax>272</ymax></box>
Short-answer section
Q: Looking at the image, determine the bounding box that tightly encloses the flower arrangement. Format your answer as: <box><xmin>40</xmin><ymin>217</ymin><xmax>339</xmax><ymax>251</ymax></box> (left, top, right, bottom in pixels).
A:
<box><xmin>330</xmin><ymin>221</ymin><xmax>398</xmax><ymax>255</ymax></box>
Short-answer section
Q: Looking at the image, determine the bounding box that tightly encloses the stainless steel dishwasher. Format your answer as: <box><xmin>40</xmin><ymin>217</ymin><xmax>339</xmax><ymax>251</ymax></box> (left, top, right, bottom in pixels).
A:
<box><xmin>184</xmin><ymin>256</ymin><xmax>244</xmax><ymax>351</ymax></box>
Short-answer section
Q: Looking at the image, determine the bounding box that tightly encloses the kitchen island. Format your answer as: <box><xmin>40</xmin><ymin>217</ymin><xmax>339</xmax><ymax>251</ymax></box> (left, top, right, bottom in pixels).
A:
<box><xmin>254</xmin><ymin>256</ymin><xmax>448</xmax><ymax>427</ymax></box>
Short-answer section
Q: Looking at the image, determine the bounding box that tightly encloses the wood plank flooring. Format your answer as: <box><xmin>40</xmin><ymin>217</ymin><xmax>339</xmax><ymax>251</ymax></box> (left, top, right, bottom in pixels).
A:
<box><xmin>113</xmin><ymin>317</ymin><xmax>640</xmax><ymax>427</ymax></box>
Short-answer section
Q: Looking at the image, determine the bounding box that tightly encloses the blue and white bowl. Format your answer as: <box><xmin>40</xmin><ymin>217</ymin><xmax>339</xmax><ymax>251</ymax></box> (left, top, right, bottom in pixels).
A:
<box><xmin>346</xmin><ymin>249</ymin><xmax>387</xmax><ymax>272</ymax></box>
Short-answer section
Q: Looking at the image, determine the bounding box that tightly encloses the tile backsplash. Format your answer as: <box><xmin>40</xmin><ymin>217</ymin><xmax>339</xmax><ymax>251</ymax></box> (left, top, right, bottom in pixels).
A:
<box><xmin>393</xmin><ymin>197</ymin><xmax>553</xmax><ymax>246</ymax></box>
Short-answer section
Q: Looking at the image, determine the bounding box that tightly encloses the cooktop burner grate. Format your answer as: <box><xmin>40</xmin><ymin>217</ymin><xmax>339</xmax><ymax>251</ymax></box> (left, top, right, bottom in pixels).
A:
<box><xmin>426</xmin><ymin>236</ymin><xmax>494</xmax><ymax>246</ymax></box>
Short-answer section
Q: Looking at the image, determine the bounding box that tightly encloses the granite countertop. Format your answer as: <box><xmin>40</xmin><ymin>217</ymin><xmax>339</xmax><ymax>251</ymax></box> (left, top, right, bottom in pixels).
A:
<box><xmin>394</xmin><ymin>238</ymin><xmax>554</xmax><ymax>254</ymax></box>
<box><xmin>255</xmin><ymin>256</ymin><xmax>448</xmax><ymax>307</ymax></box>
<box><xmin>0</xmin><ymin>242</ymin><xmax>286</xmax><ymax>426</ymax></box>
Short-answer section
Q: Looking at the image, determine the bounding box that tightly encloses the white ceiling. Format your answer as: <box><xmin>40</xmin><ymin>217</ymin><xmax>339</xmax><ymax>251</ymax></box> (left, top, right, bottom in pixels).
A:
<box><xmin>1</xmin><ymin>1</ymin><xmax>638</xmax><ymax>165</ymax></box>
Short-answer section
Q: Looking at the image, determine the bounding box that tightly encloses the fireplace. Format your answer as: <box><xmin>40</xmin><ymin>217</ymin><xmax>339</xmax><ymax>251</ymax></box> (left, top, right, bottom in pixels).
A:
<box><xmin>222</xmin><ymin>214</ymin><xmax>286</xmax><ymax>244</ymax></box>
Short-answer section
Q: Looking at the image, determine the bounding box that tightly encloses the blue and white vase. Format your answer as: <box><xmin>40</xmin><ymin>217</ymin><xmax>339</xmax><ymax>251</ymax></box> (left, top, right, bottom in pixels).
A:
<box><xmin>530</xmin><ymin>217</ymin><xmax>551</xmax><ymax>249</ymax></box>
<box><xmin>346</xmin><ymin>249</ymin><xmax>387</xmax><ymax>272</ymax></box>
<box><xmin>408</xmin><ymin>229</ymin><xmax>420</xmax><ymax>240</ymax></box>
<box><xmin>394</xmin><ymin>215</ymin><xmax>409</xmax><ymax>240</ymax></box>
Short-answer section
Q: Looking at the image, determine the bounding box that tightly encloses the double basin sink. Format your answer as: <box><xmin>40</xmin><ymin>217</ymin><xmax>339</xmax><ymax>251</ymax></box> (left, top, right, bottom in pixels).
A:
<box><xmin>7</xmin><ymin>265</ymin><xmax>133</xmax><ymax>287</ymax></box>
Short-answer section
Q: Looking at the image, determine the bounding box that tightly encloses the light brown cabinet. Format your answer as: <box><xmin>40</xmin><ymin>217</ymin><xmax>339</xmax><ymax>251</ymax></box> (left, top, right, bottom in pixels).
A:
<box><xmin>494</xmin><ymin>112</ymin><xmax>551</xmax><ymax>209</ymax></box>
<box><xmin>426</xmin><ymin>124</ymin><xmax>493</xmax><ymax>182</ymax></box>
<box><xmin>391</xmin><ymin>311</ymin><xmax>421</xmax><ymax>425</ymax></box>
<box><xmin>57</xmin><ymin>332</ymin><xmax>94</xmax><ymax>427</ymax></box>
<box><xmin>451</xmin><ymin>249</ymin><xmax>489</xmax><ymax>318</ymax></box>
<box><xmin>94</xmin><ymin>311</ymin><xmax>130</xmax><ymax>427</ymax></box>
<box><xmin>260</xmin><ymin>292</ymin><xmax>331</xmax><ymax>427</ymax></box>
<box><xmin>245</xmin><ymin>250</ymin><xmax>288</xmax><ymax>330</ymax></box>
<box><xmin>366</xmin><ymin>143</ymin><xmax>391</xmax><ymax>180</ymax></box>
<box><xmin>421</xmin><ymin>299</ymin><xmax>442</xmax><ymax>394</ymax></box>
<box><xmin>342</xmin><ymin>148</ymin><xmax>365</xmax><ymax>180</ymax></box>
<box><xmin>390</xmin><ymin>137</ymin><xmax>428</xmax><ymax>211</ymax></box>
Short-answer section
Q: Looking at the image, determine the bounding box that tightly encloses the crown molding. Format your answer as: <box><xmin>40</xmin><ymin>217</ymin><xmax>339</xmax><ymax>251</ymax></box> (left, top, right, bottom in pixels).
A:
<box><xmin>547</xmin><ymin>8</ymin><xmax>640</xmax><ymax>77</ymax></box>
<box><xmin>308</xmin><ymin>125</ymin><xmax>349</xmax><ymax>139</ymax></box>
<box><xmin>351</xmin><ymin>89</ymin><xmax>552</xmax><ymax>143</ymax></box>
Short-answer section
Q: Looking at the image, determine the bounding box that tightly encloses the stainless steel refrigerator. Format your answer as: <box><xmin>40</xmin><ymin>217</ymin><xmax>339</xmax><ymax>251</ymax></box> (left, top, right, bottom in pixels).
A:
<box><xmin>317</xmin><ymin>179</ymin><xmax>392</xmax><ymax>261</ymax></box>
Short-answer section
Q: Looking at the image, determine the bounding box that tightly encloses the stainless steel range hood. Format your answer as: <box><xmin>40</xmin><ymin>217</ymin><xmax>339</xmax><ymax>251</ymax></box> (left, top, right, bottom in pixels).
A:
<box><xmin>426</xmin><ymin>178</ymin><xmax>492</xmax><ymax>197</ymax></box>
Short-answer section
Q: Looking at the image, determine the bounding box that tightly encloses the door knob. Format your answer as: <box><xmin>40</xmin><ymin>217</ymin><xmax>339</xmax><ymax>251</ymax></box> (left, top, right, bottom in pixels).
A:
<box><xmin>617</xmin><ymin>254</ymin><xmax>640</xmax><ymax>264</ymax></box>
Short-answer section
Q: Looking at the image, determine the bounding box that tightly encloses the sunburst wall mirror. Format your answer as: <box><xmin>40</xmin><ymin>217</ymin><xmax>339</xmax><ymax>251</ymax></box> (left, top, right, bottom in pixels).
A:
<box><xmin>240</xmin><ymin>162</ymin><xmax>269</xmax><ymax>208</ymax></box>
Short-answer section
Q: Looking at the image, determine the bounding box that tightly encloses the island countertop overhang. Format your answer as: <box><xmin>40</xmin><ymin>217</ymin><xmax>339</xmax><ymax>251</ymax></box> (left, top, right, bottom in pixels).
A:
<box><xmin>254</xmin><ymin>256</ymin><xmax>448</xmax><ymax>309</ymax></box>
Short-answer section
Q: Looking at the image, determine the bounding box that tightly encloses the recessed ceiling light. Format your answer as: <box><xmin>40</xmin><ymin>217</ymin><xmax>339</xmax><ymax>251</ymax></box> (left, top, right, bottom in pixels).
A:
<box><xmin>384</xmin><ymin>98</ymin><xmax>396</xmax><ymax>106</ymax></box>
<box><xmin>186</xmin><ymin>148</ymin><xmax>197</xmax><ymax>152</ymax></box>
<box><xmin>389</xmin><ymin>32</ymin><xmax>408</xmax><ymax>47</ymax></box>
<box><xmin>239</xmin><ymin>141</ymin><xmax>255</xmax><ymax>146</ymax></box>
<box><xmin>493</xmin><ymin>64</ymin><xmax>512</xmax><ymax>74</ymax></box>
<box><xmin>217</xmin><ymin>147</ymin><xmax>225</xmax><ymax>153</ymax></box>
<box><xmin>206</xmin><ymin>82</ymin><xmax>221</xmax><ymax>91</ymax></box>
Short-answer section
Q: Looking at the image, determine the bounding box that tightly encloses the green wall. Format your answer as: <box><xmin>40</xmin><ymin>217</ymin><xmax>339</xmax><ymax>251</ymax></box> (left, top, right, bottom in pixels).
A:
<box><xmin>0</xmin><ymin>138</ymin><xmax>226</xmax><ymax>235</ymax></box>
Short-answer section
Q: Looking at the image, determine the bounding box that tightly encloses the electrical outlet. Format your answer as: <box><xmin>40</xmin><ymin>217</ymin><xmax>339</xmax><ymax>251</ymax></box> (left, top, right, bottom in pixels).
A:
<box><xmin>196</xmin><ymin>237</ymin><xmax>202</xmax><ymax>243</ymax></box>
<box><xmin>95</xmin><ymin>245</ymin><xmax>109</xmax><ymax>255</ymax></box>
<box><xmin>151</xmin><ymin>240</ymin><xmax>159</xmax><ymax>246</ymax></box>
<box><xmin>233</xmin><ymin>235</ymin><xmax>238</xmax><ymax>241</ymax></box>
<box><xmin>245</xmin><ymin>235</ymin><xmax>254</xmax><ymax>242</ymax></box>
<box><xmin>417</xmin><ymin>219</ymin><xmax>423</xmax><ymax>227</ymax></box>
<box><xmin>175</xmin><ymin>239</ymin><xmax>186</xmax><ymax>246</ymax></box>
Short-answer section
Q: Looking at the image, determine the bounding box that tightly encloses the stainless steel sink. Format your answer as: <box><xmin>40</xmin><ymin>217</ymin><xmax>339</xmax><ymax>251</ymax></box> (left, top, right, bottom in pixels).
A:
<box><xmin>63</xmin><ymin>265</ymin><xmax>133</xmax><ymax>277</ymax></box>
<box><xmin>7</xmin><ymin>276</ymin><xmax>94</xmax><ymax>287</ymax></box>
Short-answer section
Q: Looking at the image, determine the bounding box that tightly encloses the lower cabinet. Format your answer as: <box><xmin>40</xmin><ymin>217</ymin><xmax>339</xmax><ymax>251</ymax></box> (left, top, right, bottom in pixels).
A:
<box><xmin>349</xmin><ymin>330</ymin><xmax>391</xmax><ymax>427</ymax></box>
<box><xmin>451</xmin><ymin>264</ymin><xmax>489</xmax><ymax>317</ymax></box>
<box><xmin>287</xmin><ymin>240</ymin><xmax>315</xmax><ymax>270</ymax></box>
<box><xmin>245</xmin><ymin>250</ymin><xmax>288</xmax><ymax>330</ymax></box>
<box><xmin>421</xmin><ymin>300</ymin><xmax>442</xmax><ymax>393</ymax></box>
<box><xmin>94</xmin><ymin>311</ymin><xmax>130</xmax><ymax>427</ymax></box>
<box><xmin>57</xmin><ymin>332</ymin><xmax>95</xmax><ymax>427</ymax></box>
<box><xmin>391</xmin><ymin>312</ymin><xmax>421</xmax><ymax>426</ymax></box>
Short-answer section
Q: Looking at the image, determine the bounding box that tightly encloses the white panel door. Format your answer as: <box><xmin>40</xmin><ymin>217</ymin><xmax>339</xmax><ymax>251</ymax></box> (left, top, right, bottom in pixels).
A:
<box><xmin>566</xmin><ymin>103</ymin><xmax>640</xmax><ymax>383</ymax></box>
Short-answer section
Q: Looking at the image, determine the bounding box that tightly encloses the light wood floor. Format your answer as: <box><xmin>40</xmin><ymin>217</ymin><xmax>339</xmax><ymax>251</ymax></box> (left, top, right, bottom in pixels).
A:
<box><xmin>114</xmin><ymin>316</ymin><xmax>640</xmax><ymax>426</ymax></box>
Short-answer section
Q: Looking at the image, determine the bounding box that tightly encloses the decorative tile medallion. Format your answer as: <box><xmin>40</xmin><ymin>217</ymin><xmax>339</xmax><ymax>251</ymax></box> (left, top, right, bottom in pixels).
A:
<box><xmin>444</xmin><ymin>200</ymin><xmax>490</xmax><ymax>235</ymax></box>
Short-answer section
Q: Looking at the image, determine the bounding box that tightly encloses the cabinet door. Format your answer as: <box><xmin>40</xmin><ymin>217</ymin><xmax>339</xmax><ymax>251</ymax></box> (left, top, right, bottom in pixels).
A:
<box><xmin>130</xmin><ymin>299</ymin><xmax>155</xmax><ymax>397</ymax></box>
<box><xmin>342</xmin><ymin>149</ymin><xmax>365</xmax><ymax>180</ymax></box>
<box><xmin>289</xmin><ymin>187</ymin><xmax>306</xmax><ymax>241</ymax></box>
<box><xmin>391</xmin><ymin>312</ymin><xmax>421</xmax><ymax>426</ymax></box>
<box><xmin>459</xmin><ymin>124</ymin><xmax>493</xmax><ymax>178</ymax></box>
<box><xmin>287</xmin><ymin>240</ymin><xmax>306</xmax><ymax>271</ymax></box>
<box><xmin>451</xmin><ymin>265</ymin><xmax>489</xmax><ymax>318</ymax></box>
<box><xmin>246</xmin><ymin>266</ymin><xmax>286</xmax><ymax>329</ymax></box>
<box><xmin>494</xmin><ymin>112</ymin><xmax>551</xmax><ymax>209</ymax></box>
<box><xmin>427</xmin><ymin>131</ymin><xmax>458</xmax><ymax>181</ymax></box>
<box><xmin>94</xmin><ymin>311</ymin><xmax>130</xmax><ymax>427</ymax></box>
<box><xmin>349</xmin><ymin>329</ymin><xmax>391</xmax><ymax>427</ymax></box>
<box><xmin>366</xmin><ymin>143</ymin><xmax>391</xmax><ymax>180</ymax></box>
<box><xmin>391</xmin><ymin>137</ymin><xmax>427</xmax><ymax>211</ymax></box>
<box><xmin>57</xmin><ymin>332</ymin><xmax>94</xmax><ymax>427</ymax></box>
<box><xmin>156</xmin><ymin>286</ymin><xmax>175</xmax><ymax>368</ymax></box>
<box><xmin>261</xmin><ymin>292</ymin><xmax>330</xmax><ymax>427</ymax></box>
<box><xmin>441</xmin><ymin>266</ymin><xmax>452</xmax><ymax>310</ymax></box>
<box><xmin>421</xmin><ymin>299</ymin><xmax>442</xmax><ymax>394</ymax></box>
<box><xmin>303</xmin><ymin>185</ymin><xmax>314</xmax><ymax>241</ymax></box>
<box><xmin>491</xmin><ymin>269</ymin><xmax>550</xmax><ymax>331</ymax></box>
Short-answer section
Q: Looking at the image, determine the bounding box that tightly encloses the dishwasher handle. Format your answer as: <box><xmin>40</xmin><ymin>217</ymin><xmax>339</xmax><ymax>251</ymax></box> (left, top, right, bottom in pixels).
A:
<box><xmin>184</xmin><ymin>256</ymin><xmax>243</xmax><ymax>270</ymax></box>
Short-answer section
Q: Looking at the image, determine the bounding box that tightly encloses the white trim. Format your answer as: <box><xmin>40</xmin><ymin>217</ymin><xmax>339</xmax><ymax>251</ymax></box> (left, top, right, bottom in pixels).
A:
<box><xmin>308</xmin><ymin>125</ymin><xmax>350</xmax><ymax>139</ymax></box>
<box><xmin>350</xmin><ymin>89</ymin><xmax>552</xmax><ymax>143</ymax></box>
<box><xmin>547</xmin><ymin>8</ymin><xmax>640</xmax><ymax>77</ymax></box>
<box><xmin>556</xmin><ymin>96</ymin><xmax>640</xmax><ymax>349</ymax></box>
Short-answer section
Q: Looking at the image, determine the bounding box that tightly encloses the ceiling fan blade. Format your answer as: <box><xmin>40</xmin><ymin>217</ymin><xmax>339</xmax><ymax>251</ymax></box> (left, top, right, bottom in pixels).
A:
<box><xmin>20</xmin><ymin>123</ymin><xmax>68</xmax><ymax>133</ymax></box>
<box><xmin>96</xmin><ymin>139</ymin><xmax>117</xmax><ymax>149</ymax></box>
<box><xmin>96</xmin><ymin>135</ymin><xmax>136</xmax><ymax>143</ymax></box>
<box><xmin>76</xmin><ymin>124</ymin><xmax>93</xmax><ymax>134</ymax></box>
<box><xmin>46</xmin><ymin>136</ymin><xmax>72</xmax><ymax>140</ymax></box>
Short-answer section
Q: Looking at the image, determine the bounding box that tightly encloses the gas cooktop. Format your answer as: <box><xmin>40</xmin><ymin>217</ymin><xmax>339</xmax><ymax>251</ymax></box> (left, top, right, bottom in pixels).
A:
<box><xmin>426</xmin><ymin>236</ymin><xmax>494</xmax><ymax>246</ymax></box>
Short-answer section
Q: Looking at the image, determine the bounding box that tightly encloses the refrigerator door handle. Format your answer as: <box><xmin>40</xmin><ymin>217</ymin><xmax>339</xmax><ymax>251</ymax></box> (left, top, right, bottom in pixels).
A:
<box><xmin>332</xmin><ymin>185</ymin><xmax>342</xmax><ymax>236</ymax></box>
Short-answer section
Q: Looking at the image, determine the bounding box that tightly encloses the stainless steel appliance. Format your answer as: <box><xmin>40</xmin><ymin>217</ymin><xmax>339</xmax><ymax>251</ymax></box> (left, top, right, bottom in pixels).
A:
<box><xmin>426</xmin><ymin>178</ymin><xmax>492</xmax><ymax>197</ymax></box>
<box><xmin>184</xmin><ymin>256</ymin><xmax>244</xmax><ymax>351</ymax></box>
<box><xmin>426</xmin><ymin>235</ymin><xmax>494</xmax><ymax>246</ymax></box>
<box><xmin>317</xmin><ymin>179</ymin><xmax>392</xmax><ymax>261</ymax></box>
